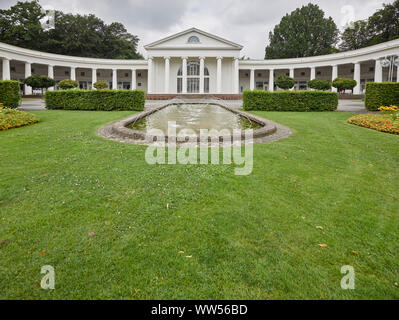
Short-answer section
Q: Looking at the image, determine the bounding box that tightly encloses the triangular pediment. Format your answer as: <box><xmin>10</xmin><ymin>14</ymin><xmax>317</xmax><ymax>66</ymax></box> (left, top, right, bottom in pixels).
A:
<box><xmin>144</xmin><ymin>28</ymin><xmax>243</xmax><ymax>50</ymax></box>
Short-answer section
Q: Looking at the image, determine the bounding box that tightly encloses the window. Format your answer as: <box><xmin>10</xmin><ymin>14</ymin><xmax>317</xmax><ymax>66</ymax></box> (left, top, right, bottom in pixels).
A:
<box><xmin>65</xmin><ymin>71</ymin><xmax>69</xmax><ymax>76</ymax></box>
<box><xmin>301</xmin><ymin>72</ymin><xmax>305</xmax><ymax>76</ymax></box>
<box><xmin>81</xmin><ymin>72</ymin><xmax>85</xmax><ymax>76</ymax></box>
<box><xmin>177</xmin><ymin>61</ymin><xmax>210</xmax><ymax>93</ymax></box>
<box><xmin>138</xmin><ymin>83</ymin><xmax>142</xmax><ymax>87</ymax></box>
<box><xmin>11</xmin><ymin>66</ymin><xmax>16</xmax><ymax>72</ymax></box>
<box><xmin>97</xmin><ymin>72</ymin><xmax>100</xmax><ymax>76</ymax></box>
<box><xmin>257</xmin><ymin>73</ymin><xmax>262</xmax><ymax>77</ymax></box>
<box><xmin>317</xmin><ymin>71</ymin><xmax>321</xmax><ymax>75</ymax></box>
<box><xmin>125</xmin><ymin>73</ymin><xmax>129</xmax><ymax>77</ymax></box>
<box><xmin>188</xmin><ymin>36</ymin><xmax>200</xmax><ymax>43</ymax></box>
<box><xmin>138</xmin><ymin>73</ymin><xmax>142</xmax><ymax>77</ymax></box>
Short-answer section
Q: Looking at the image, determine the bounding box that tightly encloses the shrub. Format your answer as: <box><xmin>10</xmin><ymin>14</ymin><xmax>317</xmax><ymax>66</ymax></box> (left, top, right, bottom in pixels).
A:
<box><xmin>275</xmin><ymin>75</ymin><xmax>295</xmax><ymax>90</ymax></box>
<box><xmin>24</xmin><ymin>75</ymin><xmax>56</xmax><ymax>94</ymax></box>
<box><xmin>93</xmin><ymin>80</ymin><xmax>109</xmax><ymax>90</ymax></box>
<box><xmin>348</xmin><ymin>114</ymin><xmax>399</xmax><ymax>135</ymax></box>
<box><xmin>45</xmin><ymin>89</ymin><xmax>145</xmax><ymax>111</ymax></box>
<box><xmin>307</xmin><ymin>79</ymin><xmax>331</xmax><ymax>91</ymax></box>
<box><xmin>242</xmin><ymin>89</ymin><xmax>338</xmax><ymax>111</ymax></box>
<box><xmin>365</xmin><ymin>82</ymin><xmax>399</xmax><ymax>111</ymax></box>
<box><xmin>0</xmin><ymin>107</ymin><xmax>40</xmax><ymax>130</ymax></box>
<box><xmin>58</xmin><ymin>79</ymin><xmax>79</xmax><ymax>90</ymax></box>
<box><xmin>332</xmin><ymin>78</ymin><xmax>357</xmax><ymax>93</ymax></box>
<box><xmin>0</xmin><ymin>80</ymin><xmax>21</xmax><ymax>109</ymax></box>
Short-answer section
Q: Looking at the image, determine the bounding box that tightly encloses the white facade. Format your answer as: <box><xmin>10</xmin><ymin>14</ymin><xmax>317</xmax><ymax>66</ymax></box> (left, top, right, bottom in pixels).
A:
<box><xmin>0</xmin><ymin>27</ymin><xmax>398</xmax><ymax>95</ymax></box>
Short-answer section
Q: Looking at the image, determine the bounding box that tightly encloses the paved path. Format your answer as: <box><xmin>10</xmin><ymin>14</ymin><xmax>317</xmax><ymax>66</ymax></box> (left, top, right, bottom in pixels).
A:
<box><xmin>337</xmin><ymin>100</ymin><xmax>369</xmax><ymax>113</ymax></box>
<box><xmin>18</xmin><ymin>99</ymin><xmax>46</xmax><ymax>111</ymax></box>
<box><xmin>17</xmin><ymin>98</ymin><xmax>370</xmax><ymax>114</ymax></box>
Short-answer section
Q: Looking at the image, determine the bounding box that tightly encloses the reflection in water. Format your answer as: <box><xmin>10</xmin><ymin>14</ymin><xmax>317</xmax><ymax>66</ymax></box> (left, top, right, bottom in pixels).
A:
<box><xmin>129</xmin><ymin>104</ymin><xmax>261</xmax><ymax>135</ymax></box>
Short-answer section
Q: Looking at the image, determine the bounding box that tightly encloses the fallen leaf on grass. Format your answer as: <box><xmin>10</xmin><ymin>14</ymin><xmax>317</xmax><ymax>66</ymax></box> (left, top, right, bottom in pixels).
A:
<box><xmin>318</xmin><ymin>244</ymin><xmax>328</xmax><ymax>248</ymax></box>
<box><xmin>88</xmin><ymin>232</ymin><xmax>96</xmax><ymax>237</ymax></box>
<box><xmin>40</xmin><ymin>249</ymin><xmax>47</xmax><ymax>256</ymax></box>
<box><xmin>178</xmin><ymin>251</ymin><xmax>185</xmax><ymax>254</ymax></box>
<box><xmin>351</xmin><ymin>251</ymin><xmax>359</xmax><ymax>255</ymax></box>
<box><xmin>166</xmin><ymin>203</ymin><xmax>169</xmax><ymax>210</ymax></box>
<box><xmin>316</xmin><ymin>226</ymin><xmax>324</xmax><ymax>230</ymax></box>
<box><xmin>186</xmin><ymin>255</ymin><xmax>192</xmax><ymax>258</ymax></box>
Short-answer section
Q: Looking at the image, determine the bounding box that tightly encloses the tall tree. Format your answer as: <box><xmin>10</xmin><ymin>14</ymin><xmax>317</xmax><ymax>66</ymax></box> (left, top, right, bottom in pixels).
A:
<box><xmin>265</xmin><ymin>4</ymin><xmax>339</xmax><ymax>59</ymax></box>
<box><xmin>0</xmin><ymin>1</ymin><xmax>46</xmax><ymax>51</ymax></box>
<box><xmin>339</xmin><ymin>20</ymin><xmax>373</xmax><ymax>51</ymax></box>
<box><xmin>0</xmin><ymin>1</ymin><xmax>143</xmax><ymax>59</ymax></box>
<box><xmin>367</xmin><ymin>0</ymin><xmax>399</xmax><ymax>45</ymax></box>
<box><xmin>340</xmin><ymin>0</ymin><xmax>399</xmax><ymax>51</ymax></box>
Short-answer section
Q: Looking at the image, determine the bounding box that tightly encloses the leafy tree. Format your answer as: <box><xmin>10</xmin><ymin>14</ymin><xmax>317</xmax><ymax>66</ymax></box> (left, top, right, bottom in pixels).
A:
<box><xmin>275</xmin><ymin>75</ymin><xmax>295</xmax><ymax>90</ymax></box>
<box><xmin>0</xmin><ymin>1</ymin><xmax>143</xmax><ymax>59</ymax></box>
<box><xmin>340</xmin><ymin>0</ymin><xmax>399</xmax><ymax>51</ymax></box>
<box><xmin>93</xmin><ymin>80</ymin><xmax>108</xmax><ymax>90</ymax></box>
<box><xmin>23</xmin><ymin>74</ymin><xmax>56</xmax><ymax>94</ymax></box>
<box><xmin>58</xmin><ymin>79</ymin><xmax>78</xmax><ymax>90</ymax></box>
<box><xmin>332</xmin><ymin>78</ymin><xmax>357</xmax><ymax>93</ymax></box>
<box><xmin>265</xmin><ymin>4</ymin><xmax>339</xmax><ymax>59</ymax></box>
<box><xmin>307</xmin><ymin>79</ymin><xmax>332</xmax><ymax>91</ymax></box>
<box><xmin>0</xmin><ymin>1</ymin><xmax>46</xmax><ymax>51</ymax></box>
<box><xmin>339</xmin><ymin>21</ymin><xmax>373</xmax><ymax>51</ymax></box>
<box><xmin>367</xmin><ymin>0</ymin><xmax>399</xmax><ymax>45</ymax></box>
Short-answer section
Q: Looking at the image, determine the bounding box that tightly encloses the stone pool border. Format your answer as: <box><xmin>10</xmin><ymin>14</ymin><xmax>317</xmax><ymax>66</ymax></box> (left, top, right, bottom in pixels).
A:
<box><xmin>97</xmin><ymin>99</ymin><xmax>292</xmax><ymax>146</ymax></box>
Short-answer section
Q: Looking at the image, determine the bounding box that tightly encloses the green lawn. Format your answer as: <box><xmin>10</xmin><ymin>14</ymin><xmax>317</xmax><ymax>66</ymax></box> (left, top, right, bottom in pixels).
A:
<box><xmin>0</xmin><ymin>110</ymin><xmax>398</xmax><ymax>300</ymax></box>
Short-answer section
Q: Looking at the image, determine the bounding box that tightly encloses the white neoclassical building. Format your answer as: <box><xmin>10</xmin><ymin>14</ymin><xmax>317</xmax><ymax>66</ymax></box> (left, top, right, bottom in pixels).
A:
<box><xmin>1</xmin><ymin>27</ymin><xmax>399</xmax><ymax>96</ymax></box>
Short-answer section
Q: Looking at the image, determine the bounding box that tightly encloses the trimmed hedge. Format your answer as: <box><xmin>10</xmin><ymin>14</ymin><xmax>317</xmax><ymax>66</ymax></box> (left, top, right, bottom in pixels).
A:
<box><xmin>45</xmin><ymin>89</ymin><xmax>145</xmax><ymax>111</ymax></box>
<box><xmin>243</xmin><ymin>90</ymin><xmax>338</xmax><ymax>111</ymax></box>
<box><xmin>365</xmin><ymin>82</ymin><xmax>399</xmax><ymax>111</ymax></box>
<box><xmin>0</xmin><ymin>80</ymin><xmax>21</xmax><ymax>109</ymax></box>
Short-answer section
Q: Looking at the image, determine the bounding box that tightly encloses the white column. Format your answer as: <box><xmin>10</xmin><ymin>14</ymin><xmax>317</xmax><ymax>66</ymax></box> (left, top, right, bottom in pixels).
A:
<box><xmin>289</xmin><ymin>68</ymin><xmax>295</xmax><ymax>90</ymax></box>
<box><xmin>353</xmin><ymin>62</ymin><xmax>361</xmax><ymax>94</ymax></box>
<box><xmin>24</xmin><ymin>62</ymin><xmax>32</xmax><ymax>95</ymax></box>
<box><xmin>310</xmin><ymin>67</ymin><xmax>316</xmax><ymax>80</ymax></box>
<box><xmin>48</xmin><ymin>65</ymin><xmax>54</xmax><ymax>91</ymax></box>
<box><xmin>332</xmin><ymin>65</ymin><xmax>338</xmax><ymax>92</ymax></box>
<box><xmin>164</xmin><ymin>56</ymin><xmax>170</xmax><ymax>94</ymax></box>
<box><xmin>397</xmin><ymin>63</ymin><xmax>399</xmax><ymax>83</ymax></box>
<box><xmin>2</xmin><ymin>58</ymin><xmax>10</xmax><ymax>80</ymax></box>
<box><xmin>70</xmin><ymin>67</ymin><xmax>76</xmax><ymax>81</ymax></box>
<box><xmin>250</xmin><ymin>69</ymin><xmax>255</xmax><ymax>90</ymax></box>
<box><xmin>268</xmin><ymin>69</ymin><xmax>274</xmax><ymax>92</ymax></box>
<box><xmin>234</xmin><ymin>58</ymin><xmax>239</xmax><ymax>94</ymax></box>
<box><xmin>199</xmin><ymin>56</ymin><xmax>205</xmax><ymax>94</ymax></box>
<box><xmin>92</xmin><ymin>68</ymin><xmax>97</xmax><ymax>89</ymax></box>
<box><xmin>216</xmin><ymin>56</ymin><xmax>222</xmax><ymax>93</ymax></box>
<box><xmin>182</xmin><ymin>56</ymin><xmax>187</xmax><ymax>94</ymax></box>
<box><xmin>375</xmin><ymin>59</ymin><xmax>383</xmax><ymax>82</ymax></box>
<box><xmin>147</xmin><ymin>56</ymin><xmax>153</xmax><ymax>93</ymax></box>
<box><xmin>112</xmin><ymin>69</ymin><xmax>117</xmax><ymax>89</ymax></box>
<box><xmin>131</xmin><ymin>68</ymin><xmax>136</xmax><ymax>90</ymax></box>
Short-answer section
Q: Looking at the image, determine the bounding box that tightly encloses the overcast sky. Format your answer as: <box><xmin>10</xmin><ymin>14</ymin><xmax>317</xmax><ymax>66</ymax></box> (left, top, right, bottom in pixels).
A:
<box><xmin>0</xmin><ymin>0</ymin><xmax>393</xmax><ymax>58</ymax></box>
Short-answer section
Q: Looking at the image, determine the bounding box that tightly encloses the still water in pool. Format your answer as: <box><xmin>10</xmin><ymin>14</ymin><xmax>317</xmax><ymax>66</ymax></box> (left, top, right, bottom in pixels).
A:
<box><xmin>128</xmin><ymin>104</ymin><xmax>261</xmax><ymax>135</ymax></box>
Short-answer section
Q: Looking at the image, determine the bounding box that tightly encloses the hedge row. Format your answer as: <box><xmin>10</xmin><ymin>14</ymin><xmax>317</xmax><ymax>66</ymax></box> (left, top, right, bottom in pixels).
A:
<box><xmin>365</xmin><ymin>82</ymin><xmax>399</xmax><ymax>111</ymax></box>
<box><xmin>0</xmin><ymin>80</ymin><xmax>21</xmax><ymax>109</ymax></box>
<box><xmin>45</xmin><ymin>89</ymin><xmax>145</xmax><ymax>111</ymax></box>
<box><xmin>243</xmin><ymin>90</ymin><xmax>338</xmax><ymax>111</ymax></box>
